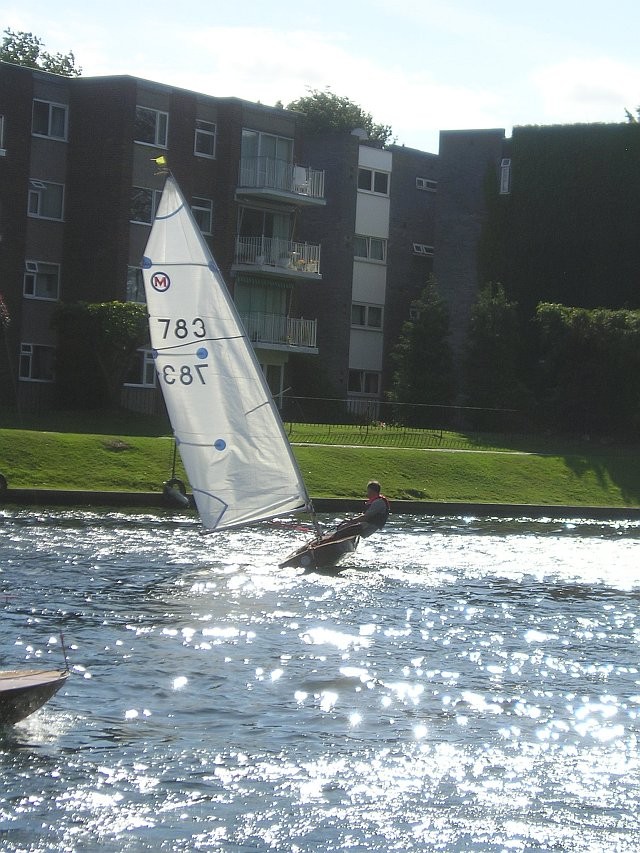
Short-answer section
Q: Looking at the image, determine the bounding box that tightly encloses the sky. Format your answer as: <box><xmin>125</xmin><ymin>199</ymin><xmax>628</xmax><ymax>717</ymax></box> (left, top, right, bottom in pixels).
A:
<box><xmin>5</xmin><ymin>0</ymin><xmax>640</xmax><ymax>153</ymax></box>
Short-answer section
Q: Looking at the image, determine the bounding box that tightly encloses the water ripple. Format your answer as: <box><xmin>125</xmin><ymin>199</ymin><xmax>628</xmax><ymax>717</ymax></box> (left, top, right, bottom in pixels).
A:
<box><xmin>1</xmin><ymin>509</ymin><xmax>639</xmax><ymax>851</ymax></box>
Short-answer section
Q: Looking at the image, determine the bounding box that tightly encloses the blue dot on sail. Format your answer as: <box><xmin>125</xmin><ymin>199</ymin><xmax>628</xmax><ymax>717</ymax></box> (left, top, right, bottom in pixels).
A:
<box><xmin>142</xmin><ymin>256</ymin><xmax>153</xmax><ymax>269</ymax></box>
<box><xmin>196</xmin><ymin>347</ymin><xmax>208</xmax><ymax>359</ymax></box>
<box><xmin>208</xmin><ymin>260</ymin><xmax>220</xmax><ymax>274</ymax></box>
<box><xmin>152</xmin><ymin>349</ymin><xmax>158</xmax><ymax>359</ymax></box>
<box><xmin>214</xmin><ymin>439</ymin><xmax>226</xmax><ymax>452</ymax></box>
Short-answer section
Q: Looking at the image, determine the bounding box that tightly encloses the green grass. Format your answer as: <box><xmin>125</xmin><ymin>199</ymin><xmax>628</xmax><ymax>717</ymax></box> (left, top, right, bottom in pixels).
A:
<box><xmin>294</xmin><ymin>444</ymin><xmax>640</xmax><ymax>506</ymax></box>
<box><xmin>1</xmin><ymin>418</ymin><xmax>639</xmax><ymax>507</ymax></box>
<box><xmin>0</xmin><ymin>429</ymin><xmax>186</xmax><ymax>491</ymax></box>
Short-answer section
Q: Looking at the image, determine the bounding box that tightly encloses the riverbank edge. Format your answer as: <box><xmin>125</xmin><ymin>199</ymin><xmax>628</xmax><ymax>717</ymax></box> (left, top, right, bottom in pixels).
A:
<box><xmin>2</xmin><ymin>488</ymin><xmax>639</xmax><ymax>520</ymax></box>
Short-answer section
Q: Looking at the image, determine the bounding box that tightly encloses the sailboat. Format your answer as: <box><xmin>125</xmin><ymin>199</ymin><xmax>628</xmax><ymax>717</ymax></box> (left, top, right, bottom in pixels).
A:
<box><xmin>141</xmin><ymin>174</ymin><xmax>359</xmax><ymax>570</ymax></box>
<box><xmin>0</xmin><ymin>668</ymin><xmax>69</xmax><ymax>726</ymax></box>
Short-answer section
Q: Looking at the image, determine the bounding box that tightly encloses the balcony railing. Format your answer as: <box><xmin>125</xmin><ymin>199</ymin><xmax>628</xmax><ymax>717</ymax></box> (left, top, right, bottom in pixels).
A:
<box><xmin>238</xmin><ymin>157</ymin><xmax>325</xmax><ymax>201</ymax></box>
<box><xmin>234</xmin><ymin>235</ymin><xmax>321</xmax><ymax>274</ymax></box>
<box><xmin>240</xmin><ymin>311</ymin><xmax>317</xmax><ymax>350</ymax></box>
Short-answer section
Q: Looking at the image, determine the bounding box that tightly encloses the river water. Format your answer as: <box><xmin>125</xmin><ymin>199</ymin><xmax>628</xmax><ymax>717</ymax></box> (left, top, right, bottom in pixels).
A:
<box><xmin>1</xmin><ymin>508</ymin><xmax>639</xmax><ymax>852</ymax></box>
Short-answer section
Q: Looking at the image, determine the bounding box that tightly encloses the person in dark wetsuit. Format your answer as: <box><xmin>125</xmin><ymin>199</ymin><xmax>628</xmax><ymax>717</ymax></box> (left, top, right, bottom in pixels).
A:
<box><xmin>332</xmin><ymin>480</ymin><xmax>390</xmax><ymax>539</ymax></box>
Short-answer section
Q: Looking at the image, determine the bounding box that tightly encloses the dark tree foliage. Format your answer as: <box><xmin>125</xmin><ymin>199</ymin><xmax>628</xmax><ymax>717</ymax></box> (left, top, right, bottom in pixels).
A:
<box><xmin>536</xmin><ymin>303</ymin><xmax>640</xmax><ymax>437</ymax></box>
<box><xmin>478</xmin><ymin>123</ymin><xmax>640</xmax><ymax>321</ymax></box>
<box><xmin>53</xmin><ymin>302</ymin><xmax>148</xmax><ymax>409</ymax></box>
<box><xmin>463</xmin><ymin>283</ymin><xmax>529</xmax><ymax>429</ymax></box>
<box><xmin>389</xmin><ymin>279</ymin><xmax>455</xmax><ymax>426</ymax></box>
<box><xmin>0</xmin><ymin>28</ymin><xmax>81</xmax><ymax>76</ymax></box>
<box><xmin>286</xmin><ymin>88</ymin><xmax>393</xmax><ymax>145</ymax></box>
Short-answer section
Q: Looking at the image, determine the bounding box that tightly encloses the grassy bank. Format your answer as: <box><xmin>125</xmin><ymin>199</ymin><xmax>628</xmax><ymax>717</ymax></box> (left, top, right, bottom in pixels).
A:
<box><xmin>1</xmin><ymin>421</ymin><xmax>639</xmax><ymax>507</ymax></box>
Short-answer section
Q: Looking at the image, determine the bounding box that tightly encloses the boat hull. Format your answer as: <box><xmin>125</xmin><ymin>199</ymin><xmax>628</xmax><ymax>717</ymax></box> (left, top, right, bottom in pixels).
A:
<box><xmin>279</xmin><ymin>532</ymin><xmax>359</xmax><ymax>570</ymax></box>
<box><xmin>0</xmin><ymin>669</ymin><xmax>69</xmax><ymax>726</ymax></box>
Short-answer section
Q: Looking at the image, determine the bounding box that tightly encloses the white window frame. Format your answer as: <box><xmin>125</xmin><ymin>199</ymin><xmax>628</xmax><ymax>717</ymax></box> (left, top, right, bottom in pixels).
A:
<box><xmin>354</xmin><ymin>234</ymin><xmax>387</xmax><ymax>263</ymax></box>
<box><xmin>124</xmin><ymin>348</ymin><xmax>157</xmax><ymax>388</ymax></box>
<box><xmin>357</xmin><ymin>167</ymin><xmax>390</xmax><ymax>196</ymax></box>
<box><xmin>130</xmin><ymin>187</ymin><xmax>162</xmax><ymax>224</ymax></box>
<box><xmin>351</xmin><ymin>302</ymin><xmax>383</xmax><ymax>329</ymax></box>
<box><xmin>0</xmin><ymin>114</ymin><xmax>5</xmax><ymax>155</ymax></box>
<box><xmin>416</xmin><ymin>176</ymin><xmax>437</xmax><ymax>192</ymax></box>
<box><xmin>194</xmin><ymin>119</ymin><xmax>217</xmax><ymax>158</ymax></box>
<box><xmin>28</xmin><ymin>180</ymin><xmax>64</xmax><ymax>221</ymax></box>
<box><xmin>134</xmin><ymin>106</ymin><xmax>169</xmax><ymax>148</ymax></box>
<box><xmin>413</xmin><ymin>243</ymin><xmax>434</xmax><ymax>257</ymax></box>
<box><xmin>32</xmin><ymin>99</ymin><xmax>68</xmax><ymax>141</ymax></box>
<box><xmin>500</xmin><ymin>158</ymin><xmax>512</xmax><ymax>195</ymax></box>
<box><xmin>191</xmin><ymin>197</ymin><xmax>213</xmax><ymax>235</ymax></box>
<box><xmin>348</xmin><ymin>369</ymin><xmax>381</xmax><ymax>396</ymax></box>
<box><xmin>19</xmin><ymin>343</ymin><xmax>55</xmax><ymax>382</ymax></box>
<box><xmin>23</xmin><ymin>260</ymin><xmax>60</xmax><ymax>301</ymax></box>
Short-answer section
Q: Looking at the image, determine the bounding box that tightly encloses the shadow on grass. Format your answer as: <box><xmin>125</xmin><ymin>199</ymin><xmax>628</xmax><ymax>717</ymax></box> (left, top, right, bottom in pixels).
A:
<box><xmin>562</xmin><ymin>452</ymin><xmax>640</xmax><ymax>505</ymax></box>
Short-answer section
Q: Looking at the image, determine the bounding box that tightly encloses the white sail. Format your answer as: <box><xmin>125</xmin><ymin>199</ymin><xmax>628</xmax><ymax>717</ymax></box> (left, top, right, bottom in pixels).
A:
<box><xmin>142</xmin><ymin>175</ymin><xmax>311</xmax><ymax>531</ymax></box>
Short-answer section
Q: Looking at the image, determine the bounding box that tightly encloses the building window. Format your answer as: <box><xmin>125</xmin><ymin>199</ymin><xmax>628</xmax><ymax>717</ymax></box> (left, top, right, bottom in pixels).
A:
<box><xmin>19</xmin><ymin>343</ymin><xmax>55</xmax><ymax>382</ymax></box>
<box><xmin>127</xmin><ymin>266</ymin><xmax>146</xmax><ymax>303</ymax></box>
<box><xmin>351</xmin><ymin>303</ymin><xmax>383</xmax><ymax>329</ymax></box>
<box><xmin>124</xmin><ymin>349</ymin><xmax>156</xmax><ymax>387</ymax></box>
<box><xmin>241</xmin><ymin>129</ymin><xmax>293</xmax><ymax>163</ymax></box>
<box><xmin>413</xmin><ymin>243</ymin><xmax>434</xmax><ymax>256</ymax></box>
<box><xmin>28</xmin><ymin>180</ymin><xmax>64</xmax><ymax>220</ymax></box>
<box><xmin>0</xmin><ymin>114</ymin><xmax>5</xmax><ymax>154</ymax></box>
<box><xmin>191</xmin><ymin>197</ymin><xmax>213</xmax><ymax>234</ymax></box>
<box><xmin>500</xmin><ymin>158</ymin><xmax>512</xmax><ymax>194</ymax></box>
<box><xmin>194</xmin><ymin>119</ymin><xmax>216</xmax><ymax>158</ymax></box>
<box><xmin>32</xmin><ymin>99</ymin><xmax>68</xmax><ymax>140</ymax></box>
<box><xmin>416</xmin><ymin>177</ymin><xmax>437</xmax><ymax>192</ymax></box>
<box><xmin>23</xmin><ymin>261</ymin><xmax>60</xmax><ymax>300</ymax></box>
<box><xmin>354</xmin><ymin>234</ymin><xmax>387</xmax><ymax>262</ymax></box>
<box><xmin>134</xmin><ymin>106</ymin><xmax>168</xmax><ymax>147</ymax></box>
<box><xmin>357</xmin><ymin>167</ymin><xmax>389</xmax><ymax>195</ymax></box>
<box><xmin>348</xmin><ymin>369</ymin><xmax>381</xmax><ymax>396</ymax></box>
<box><xmin>130</xmin><ymin>187</ymin><xmax>162</xmax><ymax>224</ymax></box>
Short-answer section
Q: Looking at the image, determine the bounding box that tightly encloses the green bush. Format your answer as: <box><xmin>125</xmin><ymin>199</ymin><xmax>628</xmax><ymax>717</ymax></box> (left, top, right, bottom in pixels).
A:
<box><xmin>536</xmin><ymin>302</ymin><xmax>640</xmax><ymax>436</ymax></box>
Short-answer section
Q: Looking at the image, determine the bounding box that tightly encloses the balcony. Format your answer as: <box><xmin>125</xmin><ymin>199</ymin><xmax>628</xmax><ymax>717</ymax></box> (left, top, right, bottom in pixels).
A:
<box><xmin>236</xmin><ymin>157</ymin><xmax>326</xmax><ymax>206</ymax></box>
<box><xmin>240</xmin><ymin>311</ymin><xmax>318</xmax><ymax>354</ymax></box>
<box><xmin>233</xmin><ymin>235</ymin><xmax>322</xmax><ymax>280</ymax></box>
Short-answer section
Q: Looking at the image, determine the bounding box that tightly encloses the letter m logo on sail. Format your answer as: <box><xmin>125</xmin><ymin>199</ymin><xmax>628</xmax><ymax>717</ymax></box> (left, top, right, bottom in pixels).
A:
<box><xmin>151</xmin><ymin>272</ymin><xmax>171</xmax><ymax>292</ymax></box>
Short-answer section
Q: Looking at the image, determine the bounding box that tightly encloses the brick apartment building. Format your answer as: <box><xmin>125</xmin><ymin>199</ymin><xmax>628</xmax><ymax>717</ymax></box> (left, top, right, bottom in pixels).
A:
<box><xmin>0</xmin><ymin>60</ymin><xmax>506</xmax><ymax>420</ymax></box>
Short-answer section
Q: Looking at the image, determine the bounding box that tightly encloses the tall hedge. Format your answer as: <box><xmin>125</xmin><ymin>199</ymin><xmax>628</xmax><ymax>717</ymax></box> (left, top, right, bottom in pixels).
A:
<box><xmin>536</xmin><ymin>303</ymin><xmax>640</xmax><ymax>436</ymax></box>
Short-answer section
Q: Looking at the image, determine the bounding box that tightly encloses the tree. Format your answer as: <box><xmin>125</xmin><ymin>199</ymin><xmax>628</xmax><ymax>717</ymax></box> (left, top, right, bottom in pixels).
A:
<box><xmin>287</xmin><ymin>88</ymin><xmax>393</xmax><ymax>145</ymax></box>
<box><xmin>463</xmin><ymin>283</ymin><xmax>529</xmax><ymax>429</ymax></box>
<box><xmin>53</xmin><ymin>302</ymin><xmax>148</xmax><ymax>409</ymax></box>
<box><xmin>0</xmin><ymin>28</ymin><xmax>81</xmax><ymax>76</ymax></box>
<box><xmin>389</xmin><ymin>279</ymin><xmax>455</xmax><ymax>426</ymax></box>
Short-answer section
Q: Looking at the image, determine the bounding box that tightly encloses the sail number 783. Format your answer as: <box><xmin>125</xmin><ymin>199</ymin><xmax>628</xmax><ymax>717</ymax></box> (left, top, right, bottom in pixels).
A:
<box><xmin>161</xmin><ymin>364</ymin><xmax>208</xmax><ymax>385</ymax></box>
<box><xmin>157</xmin><ymin>317</ymin><xmax>206</xmax><ymax>339</ymax></box>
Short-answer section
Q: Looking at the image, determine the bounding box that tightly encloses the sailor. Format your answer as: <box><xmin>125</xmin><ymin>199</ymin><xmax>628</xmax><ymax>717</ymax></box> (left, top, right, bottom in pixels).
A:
<box><xmin>334</xmin><ymin>480</ymin><xmax>390</xmax><ymax>539</ymax></box>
